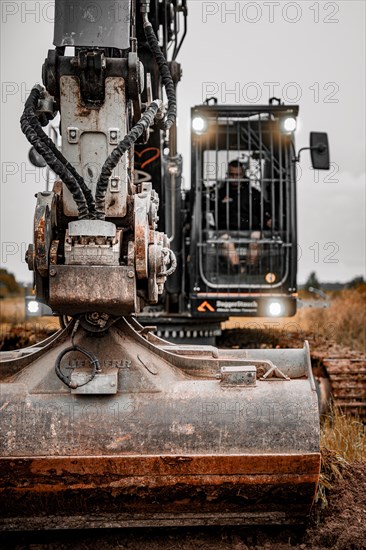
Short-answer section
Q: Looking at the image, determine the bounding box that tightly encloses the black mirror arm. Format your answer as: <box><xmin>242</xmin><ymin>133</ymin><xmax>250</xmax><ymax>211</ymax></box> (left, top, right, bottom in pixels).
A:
<box><xmin>291</xmin><ymin>143</ymin><xmax>327</xmax><ymax>163</ymax></box>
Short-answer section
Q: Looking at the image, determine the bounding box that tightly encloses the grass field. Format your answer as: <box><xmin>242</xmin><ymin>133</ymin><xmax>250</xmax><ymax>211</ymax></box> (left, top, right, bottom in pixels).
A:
<box><xmin>0</xmin><ymin>296</ymin><xmax>60</xmax><ymax>328</ymax></box>
<box><xmin>223</xmin><ymin>285</ymin><xmax>366</xmax><ymax>353</ymax></box>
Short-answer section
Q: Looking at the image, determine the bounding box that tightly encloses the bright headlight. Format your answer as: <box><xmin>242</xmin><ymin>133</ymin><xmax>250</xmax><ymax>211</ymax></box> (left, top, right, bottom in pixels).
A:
<box><xmin>268</xmin><ymin>301</ymin><xmax>282</xmax><ymax>316</ymax></box>
<box><xmin>27</xmin><ymin>300</ymin><xmax>40</xmax><ymax>314</ymax></box>
<box><xmin>192</xmin><ymin>116</ymin><xmax>207</xmax><ymax>135</ymax></box>
<box><xmin>280</xmin><ymin>116</ymin><xmax>297</xmax><ymax>134</ymax></box>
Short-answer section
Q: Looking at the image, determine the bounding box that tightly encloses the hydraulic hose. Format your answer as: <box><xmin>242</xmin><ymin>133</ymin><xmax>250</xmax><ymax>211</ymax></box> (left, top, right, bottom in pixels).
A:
<box><xmin>94</xmin><ymin>11</ymin><xmax>177</xmax><ymax>219</ymax></box>
<box><xmin>26</xmin><ymin>110</ymin><xmax>97</xmax><ymax>219</ymax></box>
<box><xmin>95</xmin><ymin>99</ymin><xmax>162</xmax><ymax>220</ymax></box>
<box><xmin>21</xmin><ymin>86</ymin><xmax>91</xmax><ymax>219</ymax></box>
<box><xmin>143</xmin><ymin>16</ymin><xmax>177</xmax><ymax>131</ymax></box>
<box><xmin>55</xmin><ymin>344</ymin><xmax>101</xmax><ymax>389</ymax></box>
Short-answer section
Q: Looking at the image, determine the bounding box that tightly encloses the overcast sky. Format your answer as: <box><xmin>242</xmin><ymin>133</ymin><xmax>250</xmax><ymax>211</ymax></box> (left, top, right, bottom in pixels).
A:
<box><xmin>1</xmin><ymin>0</ymin><xmax>365</xmax><ymax>284</ymax></box>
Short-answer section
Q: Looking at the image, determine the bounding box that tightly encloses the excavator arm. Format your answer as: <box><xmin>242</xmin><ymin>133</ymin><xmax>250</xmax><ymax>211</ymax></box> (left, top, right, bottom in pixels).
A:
<box><xmin>24</xmin><ymin>0</ymin><xmax>185</xmax><ymax>324</ymax></box>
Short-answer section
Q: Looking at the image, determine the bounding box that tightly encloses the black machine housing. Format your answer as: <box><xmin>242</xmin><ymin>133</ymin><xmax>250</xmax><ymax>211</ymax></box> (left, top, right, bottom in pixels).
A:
<box><xmin>187</xmin><ymin>103</ymin><xmax>299</xmax><ymax>320</ymax></box>
<box><xmin>140</xmin><ymin>102</ymin><xmax>302</xmax><ymax>341</ymax></box>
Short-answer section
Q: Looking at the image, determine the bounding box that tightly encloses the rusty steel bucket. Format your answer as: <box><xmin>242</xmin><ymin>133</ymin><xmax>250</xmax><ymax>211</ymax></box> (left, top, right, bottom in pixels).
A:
<box><xmin>0</xmin><ymin>318</ymin><xmax>320</xmax><ymax>530</ymax></box>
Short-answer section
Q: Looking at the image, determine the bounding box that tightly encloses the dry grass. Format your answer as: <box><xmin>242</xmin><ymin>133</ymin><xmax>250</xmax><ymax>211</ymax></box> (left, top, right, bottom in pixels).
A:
<box><xmin>297</xmin><ymin>284</ymin><xmax>366</xmax><ymax>353</ymax></box>
<box><xmin>321</xmin><ymin>404</ymin><xmax>366</xmax><ymax>463</ymax></box>
<box><xmin>316</xmin><ymin>405</ymin><xmax>366</xmax><ymax>509</ymax></box>
<box><xmin>0</xmin><ymin>297</ymin><xmax>60</xmax><ymax>351</ymax></box>
<box><xmin>0</xmin><ymin>297</ymin><xmax>59</xmax><ymax>328</ymax></box>
<box><xmin>0</xmin><ymin>297</ymin><xmax>26</xmax><ymax>323</ymax></box>
<box><xmin>224</xmin><ymin>284</ymin><xmax>366</xmax><ymax>353</ymax></box>
<box><xmin>316</xmin><ymin>448</ymin><xmax>350</xmax><ymax>509</ymax></box>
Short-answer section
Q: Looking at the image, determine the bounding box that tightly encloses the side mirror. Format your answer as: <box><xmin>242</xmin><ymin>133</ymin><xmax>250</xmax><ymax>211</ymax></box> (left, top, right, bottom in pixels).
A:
<box><xmin>310</xmin><ymin>132</ymin><xmax>330</xmax><ymax>170</ymax></box>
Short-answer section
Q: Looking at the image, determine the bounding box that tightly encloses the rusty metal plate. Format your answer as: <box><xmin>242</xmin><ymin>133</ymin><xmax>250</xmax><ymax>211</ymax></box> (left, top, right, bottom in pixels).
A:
<box><xmin>60</xmin><ymin>77</ymin><xmax>128</xmax><ymax>219</ymax></box>
<box><xmin>48</xmin><ymin>265</ymin><xmax>136</xmax><ymax>315</ymax></box>
<box><xmin>0</xmin><ymin>453</ymin><xmax>320</xmax><ymax>530</ymax></box>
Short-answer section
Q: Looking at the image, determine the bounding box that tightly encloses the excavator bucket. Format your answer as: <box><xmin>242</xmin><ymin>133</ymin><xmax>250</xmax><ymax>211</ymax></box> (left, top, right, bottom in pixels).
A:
<box><xmin>0</xmin><ymin>318</ymin><xmax>320</xmax><ymax>530</ymax></box>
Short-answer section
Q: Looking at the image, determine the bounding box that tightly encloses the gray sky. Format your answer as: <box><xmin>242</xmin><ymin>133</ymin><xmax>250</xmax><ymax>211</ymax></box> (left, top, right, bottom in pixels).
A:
<box><xmin>1</xmin><ymin>0</ymin><xmax>365</xmax><ymax>284</ymax></box>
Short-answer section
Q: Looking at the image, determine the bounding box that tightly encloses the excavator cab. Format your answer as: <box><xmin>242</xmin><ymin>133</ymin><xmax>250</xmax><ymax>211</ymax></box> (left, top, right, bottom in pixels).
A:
<box><xmin>189</xmin><ymin>104</ymin><xmax>299</xmax><ymax>318</ymax></box>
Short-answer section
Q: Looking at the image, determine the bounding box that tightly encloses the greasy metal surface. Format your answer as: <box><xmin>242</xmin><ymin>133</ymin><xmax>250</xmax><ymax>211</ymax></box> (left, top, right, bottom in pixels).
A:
<box><xmin>220</xmin><ymin>365</ymin><xmax>257</xmax><ymax>386</ymax></box>
<box><xmin>70</xmin><ymin>369</ymin><xmax>119</xmax><ymax>394</ymax></box>
<box><xmin>53</xmin><ymin>0</ymin><xmax>131</xmax><ymax>50</ymax></box>
<box><xmin>134</xmin><ymin>183</ymin><xmax>171</xmax><ymax>302</ymax></box>
<box><xmin>60</xmin><ymin>76</ymin><xmax>128</xmax><ymax>218</ymax></box>
<box><xmin>0</xmin><ymin>318</ymin><xmax>320</xmax><ymax>529</ymax></box>
<box><xmin>64</xmin><ymin>226</ymin><xmax>122</xmax><ymax>266</ymax></box>
<box><xmin>48</xmin><ymin>266</ymin><xmax>136</xmax><ymax>315</ymax></box>
<box><xmin>34</xmin><ymin>192</ymin><xmax>54</xmax><ymax>277</ymax></box>
<box><xmin>134</xmin><ymin>190</ymin><xmax>149</xmax><ymax>279</ymax></box>
<box><xmin>68</xmin><ymin>220</ymin><xmax>117</xmax><ymax>237</ymax></box>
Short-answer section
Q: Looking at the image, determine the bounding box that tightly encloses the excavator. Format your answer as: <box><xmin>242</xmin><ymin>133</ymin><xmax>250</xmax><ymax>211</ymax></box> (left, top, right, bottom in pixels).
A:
<box><xmin>0</xmin><ymin>0</ymin><xmax>329</xmax><ymax>530</ymax></box>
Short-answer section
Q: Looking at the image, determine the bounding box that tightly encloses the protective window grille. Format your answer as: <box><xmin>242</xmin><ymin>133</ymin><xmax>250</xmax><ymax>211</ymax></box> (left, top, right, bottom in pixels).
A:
<box><xmin>195</xmin><ymin>112</ymin><xmax>293</xmax><ymax>290</ymax></box>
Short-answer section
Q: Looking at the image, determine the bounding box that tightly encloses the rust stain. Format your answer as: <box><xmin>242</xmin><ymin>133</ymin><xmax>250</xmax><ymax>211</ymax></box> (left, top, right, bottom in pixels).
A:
<box><xmin>0</xmin><ymin>454</ymin><xmax>320</xmax><ymax>526</ymax></box>
<box><xmin>75</xmin><ymin>105</ymin><xmax>95</xmax><ymax>118</ymax></box>
<box><xmin>0</xmin><ymin>474</ymin><xmax>320</xmax><ymax>493</ymax></box>
<box><xmin>0</xmin><ymin>454</ymin><xmax>321</xmax><ymax>479</ymax></box>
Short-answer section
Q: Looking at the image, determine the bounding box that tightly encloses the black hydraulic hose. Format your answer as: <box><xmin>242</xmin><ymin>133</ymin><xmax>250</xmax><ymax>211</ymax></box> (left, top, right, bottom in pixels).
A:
<box><xmin>143</xmin><ymin>20</ymin><xmax>177</xmax><ymax>131</ymax></box>
<box><xmin>55</xmin><ymin>344</ymin><xmax>101</xmax><ymax>389</ymax></box>
<box><xmin>21</xmin><ymin>86</ymin><xmax>90</xmax><ymax>219</ymax></box>
<box><xmin>95</xmin><ymin>99</ymin><xmax>162</xmax><ymax>220</ymax></box>
<box><xmin>25</xmin><ymin>109</ymin><xmax>97</xmax><ymax>219</ymax></box>
<box><xmin>23</xmin><ymin>86</ymin><xmax>96</xmax><ymax>218</ymax></box>
<box><xmin>21</xmin><ymin>115</ymin><xmax>89</xmax><ymax>219</ymax></box>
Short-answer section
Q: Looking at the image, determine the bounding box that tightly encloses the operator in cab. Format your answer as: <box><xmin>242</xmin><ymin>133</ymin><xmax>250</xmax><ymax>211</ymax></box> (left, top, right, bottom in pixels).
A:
<box><xmin>217</xmin><ymin>159</ymin><xmax>271</xmax><ymax>231</ymax></box>
<box><xmin>210</xmin><ymin>158</ymin><xmax>272</xmax><ymax>271</ymax></box>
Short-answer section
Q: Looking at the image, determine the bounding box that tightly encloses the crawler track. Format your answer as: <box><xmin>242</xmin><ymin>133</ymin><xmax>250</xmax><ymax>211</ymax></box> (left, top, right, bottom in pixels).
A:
<box><xmin>312</xmin><ymin>347</ymin><xmax>366</xmax><ymax>419</ymax></box>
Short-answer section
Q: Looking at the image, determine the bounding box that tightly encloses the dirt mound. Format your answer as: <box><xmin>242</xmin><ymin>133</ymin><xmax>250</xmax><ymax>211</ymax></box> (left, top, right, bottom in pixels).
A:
<box><xmin>305</xmin><ymin>460</ymin><xmax>366</xmax><ymax>550</ymax></box>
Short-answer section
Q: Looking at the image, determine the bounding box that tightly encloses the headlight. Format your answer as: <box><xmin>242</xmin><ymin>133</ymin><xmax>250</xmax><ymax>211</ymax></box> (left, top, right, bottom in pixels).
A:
<box><xmin>192</xmin><ymin>116</ymin><xmax>208</xmax><ymax>135</ymax></box>
<box><xmin>280</xmin><ymin>116</ymin><xmax>297</xmax><ymax>134</ymax></box>
<box><xmin>268</xmin><ymin>301</ymin><xmax>282</xmax><ymax>316</ymax></box>
<box><xmin>27</xmin><ymin>300</ymin><xmax>40</xmax><ymax>314</ymax></box>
